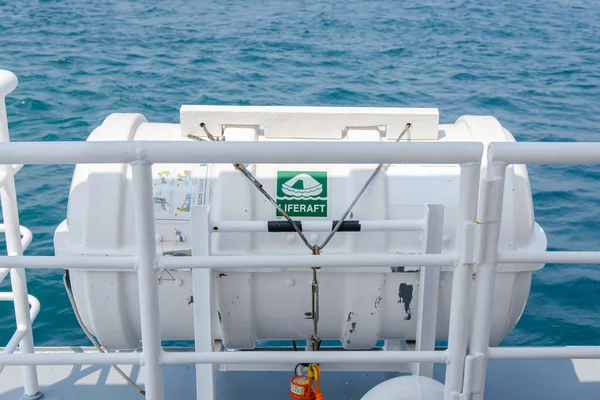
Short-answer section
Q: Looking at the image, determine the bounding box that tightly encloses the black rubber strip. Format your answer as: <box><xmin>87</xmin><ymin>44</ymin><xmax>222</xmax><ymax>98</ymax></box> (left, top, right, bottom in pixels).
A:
<box><xmin>267</xmin><ymin>220</ymin><xmax>303</xmax><ymax>232</ymax></box>
<box><xmin>332</xmin><ymin>220</ymin><xmax>361</xmax><ymax>232</ymax></box>
<box><xmin>267</xmin><ymin>220</ymin><xmax>361</xmax><ymax>232</ymax></box>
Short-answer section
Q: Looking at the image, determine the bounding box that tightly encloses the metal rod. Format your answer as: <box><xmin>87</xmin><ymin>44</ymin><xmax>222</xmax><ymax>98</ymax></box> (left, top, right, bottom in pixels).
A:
<box><xmin>0</xmin><ymin>81</ymin><xmax>40</xmax><ymax>398</ymax></box>
<box><xmin>444</xmin><ymin>163</ymin><xmax>481</xmax><ymax>399</ymax></box>
<box><xmin>0</xmin><ymin>256</ymin><xmax>137</xmax><ymax>269</ymax></box>
<box><xmin>0</xmin><ymin>254</ymin><xmax>454</xmax><ymax>270</ymax></box>
<box><xmin>310</xmin><ymin>258</ymin><xmax>320</xmax><ymax>351</ymax></box>
<box><xmin>465</xmin><ymin>162</ymin><xmax>507</xmax><ymax>400</ymax></box>
<box><xmin>0</xmin><ymin>349</ymin><xmax>447</xmax><ymax>366</ymax></box>
<box><xmin>159</xmin><ymin>253</ymin><xmax>456</xmax><ymax>270</ymax></box>
<box><xmin>488</xmin><ymin>142</ymin><xmax>600</xmax><ymax>165</ymax></box>
<box><xmin>210</xmin><ymin>219</ymin><xmax>424</xmax><ymax>233</ymax></box>
<box><xmin>4</xmin><ymin>222</ymin><xmax>40</xmax><ymax>392</ymax></box>
<box><xmin>498</xmin><ymin>251</ymin><xmax>600</xmax><ymax>264</ymax></box>
<box><xmin>191</xmin><ymin>206</ymin><xmax>217</xmax><ymax>399</ymax></box>
<box><xmin>487</xmin><ymin>346</ymin><xmax>600</xmax><ymax>360</ymax></box>
<box><xmin>0</xmin><ymin>224</ymin><xmax>33</xmax><ymax>251</ymax></box>
<box><xmin>6</xmin><ymin>346</ymin><xmax>599</xmax><ymax>365</ymax></box>
<box><xmin>0</xmin><ymin>141</ymin><xmax>484</xmax><ymax>165</ymax></box>
<box><xmin>0</xmin><ymin>352</ymin><xmax>142</xmax><ymax>366</ymax></box>
<box><xmin>132</xmin><ymin>162</ymin><xmax>164</xmax><ymax>400</ymax></box>
<box><xmin>161</xmin><ymin>350</ymin><xmax>448</xmax><ymax>365</ymax></box>
<box><xmin>414</xmin><ymin>204</ymin><xmax>444</xmax><ymax>378</ymax></box>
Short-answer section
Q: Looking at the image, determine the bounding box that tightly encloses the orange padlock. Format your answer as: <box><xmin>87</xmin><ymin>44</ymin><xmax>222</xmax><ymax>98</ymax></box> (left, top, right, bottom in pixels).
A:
<box><xmin>290</xmin><ymin>374</ymin><xmax>315</xmax><ymax>400</ymax></box>
<box><xmin>290</xmin><ymin>364</ymin><xmax>322</xmax><ymax>400</ymax></box>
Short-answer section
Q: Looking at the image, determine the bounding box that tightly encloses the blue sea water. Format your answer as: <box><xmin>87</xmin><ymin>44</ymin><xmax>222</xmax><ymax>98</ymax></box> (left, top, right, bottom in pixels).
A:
<box><xmin>0</xmin><ymin>0</ymin><xmax>599</xmax><ymax>348</ymax></box>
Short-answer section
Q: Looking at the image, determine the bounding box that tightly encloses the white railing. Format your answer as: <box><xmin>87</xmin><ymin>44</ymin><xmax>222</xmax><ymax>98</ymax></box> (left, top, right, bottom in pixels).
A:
<box><xmin>461</xmin><ymin>144</ymin><xmax>600</xmax><ymax>400</ymax></box>
<box><xmin>0</xmin><ymin>140</ymin><xmax>482</xmax><ymax>400</ymax></box>
<box><xmin>1</xmin><ymin>70</ymin><xmax>40</xmax><ymax>399</ymax></box>
<box><xmin>1</xmin><ymin>70</ymin><xmax>600</xmax><ymax>400</ymax></box>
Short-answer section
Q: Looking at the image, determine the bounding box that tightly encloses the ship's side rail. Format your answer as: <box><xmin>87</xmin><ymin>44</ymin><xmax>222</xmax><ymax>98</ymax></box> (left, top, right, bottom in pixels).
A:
<box><xmin>0</xmin><ymin>139</ymin><xmax>482</xmax><ymax>400</ymax></box>
<box><xmin>2</xmin><ymin>71</ymin><xmax>600</xmax><ymax>400</ymax></box>
<box><xmin>460</xmin><ymin>144</ymin><xmax>600</xmax><ymax>400</ymax></box>
<box><xmin>0</xmin><ymin>71</ymin><xmax>42</xmax><ymax>399</ymax></box>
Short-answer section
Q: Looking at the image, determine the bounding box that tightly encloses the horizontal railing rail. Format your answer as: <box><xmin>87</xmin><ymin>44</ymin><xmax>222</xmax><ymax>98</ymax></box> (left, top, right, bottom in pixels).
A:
<box><xmin>488</xmin><ymin>142</ymin><xmax>600</xmax><ymax>164</ymax></box>
<box><xmin>0</xmin><ymin>349</ymin><xmax>449</xmax><ymax>366</ymax></box>
<box><xmin>487</xmin><ymin>346</ymin><xmax>600</xmax><ymax>360</ymax></box>
<box><xmin>160</xmin><ymin>254</ymin><xmax>456</xmax><ymax>269</ymax></box>
<box><xmin>209</xmin><ymin>219</ymin><xmax>425</xmax><ymax>233</ymax></box>
<box><xmin>0</xmin><ymin>256</ymin><xmax>137</xmax><ymax>270</ymax></box>
<box><xmin>0</xmin><ymin>141</ymin><xmax>484</xmax><ymax>165</ymax></box>
<box><xmin>3</xmin><ymin>251</ymin><xmax>598</xmax><ymax>271</ymax></box>
<box><xmin>498</xmin><ymin>251</ymin><xmax>600</xmax><ymax>264</ymax></box>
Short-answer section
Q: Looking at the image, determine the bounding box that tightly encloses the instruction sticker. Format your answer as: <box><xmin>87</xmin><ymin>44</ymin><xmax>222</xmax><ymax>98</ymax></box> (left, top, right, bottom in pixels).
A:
<box><xmin>276</xmin><ymin>171</ymin><xmax>328</xmax><ymax>218</ymax></box>
<box><xmin>152</xmin><ymin>164</ymin><xmax>208</xmax><ymax>220</ymax></box>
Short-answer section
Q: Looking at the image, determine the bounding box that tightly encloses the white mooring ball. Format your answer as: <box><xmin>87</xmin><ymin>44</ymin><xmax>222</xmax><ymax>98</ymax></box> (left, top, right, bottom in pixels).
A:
<box><xmin>360</xmin><ymin>375</ymin><xmax>445</xmax><ymax>400</ymax></box>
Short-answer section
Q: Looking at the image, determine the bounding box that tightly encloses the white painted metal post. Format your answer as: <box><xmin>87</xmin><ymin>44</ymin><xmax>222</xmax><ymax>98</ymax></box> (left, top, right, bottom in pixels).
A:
<box><xmin>132</xmin><ymin>162</ymin><xmax>164</xmax><ymax>400</ymax></box>
<box><xmin>0</xmin><ymin>71</ymin><xmax>40</xmax><ymax>400</ymax></box>
<box><xmin>444</xmin><ymin>163</ymin><xmax>481</xmax><ymax>399</ymax></box>
<box><xmin>463</xmin><ymin>162</ymin><xmax>507</xmax><ymax>399</ymax></box>
<box><xmin>414</xmin><ymin>204</ymin><xmax>444</xmax><ymax>378</ymax></box>
<box><xmin>191</xmin><ymin>206</ymin><xmax>217</xmax><ymax>400</ymax></box>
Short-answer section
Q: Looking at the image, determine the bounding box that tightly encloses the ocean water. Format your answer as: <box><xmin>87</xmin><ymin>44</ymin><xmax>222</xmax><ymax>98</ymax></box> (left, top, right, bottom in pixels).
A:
<box><xmin>0</xmin><ymin>0</ymin><xmax>599</xmax><ymax>348</ymax></box>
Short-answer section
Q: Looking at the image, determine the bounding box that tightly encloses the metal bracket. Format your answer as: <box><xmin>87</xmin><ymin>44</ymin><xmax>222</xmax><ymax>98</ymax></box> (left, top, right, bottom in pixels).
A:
<box><xmin>477</xmin><ymin>177</ymin><xmax>504</xmax><ymax>224</ymax></box>
<box><xmin>470</xmin><ymin>176</ymin><xmax>505</xmax><ymax>268</ymax></box>
<box><xmin>463</xmin><ymin>353</ymin><xmax>486</xmax><ymax>395</ymax></box>
<box><xmin>472</xmin><ymin>223</ymin><xmax>484</xmax><ymax>265</ymax></box>
<box><xmin>461</xmin><ymin>222</ymin><xmax>482</xmax><ymax>265</ymax></box>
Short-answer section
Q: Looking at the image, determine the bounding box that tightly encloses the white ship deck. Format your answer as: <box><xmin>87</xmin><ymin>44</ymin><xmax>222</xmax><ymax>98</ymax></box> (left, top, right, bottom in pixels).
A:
<box><xmin>1</xmin><ymin>348</ymin><xmax>600</xmax><ymax>400</ymax></box>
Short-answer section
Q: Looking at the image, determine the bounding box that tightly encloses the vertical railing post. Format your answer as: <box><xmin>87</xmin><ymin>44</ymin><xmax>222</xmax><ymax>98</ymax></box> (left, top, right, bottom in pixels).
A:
<box><xmin>191</xmin><ymin>205</ymin><xmax>217</xmax><ymax>400</ymax></box>
<box><xmin>132</xmin><ymin>161</ymin><xmax>164</xmax><ymax>400</ymax></box>
<box><xmin>414</xmin><ymin>204</ymin><xmax>444</xmax><ymax>378</ymax></box>
<box><xmin>0</xmin><ymin>70</ymin><xmax>40</xmax><ymax>399</ymax></box>
<box><xmin>444</xmin><ymin>162</ymin><xmax>481</xmax><ymax>399</ymax></box>
<box><xmin>463</xmin><ymin>162</ymin><xmax>507</xmax><ymax>399</ymax></box>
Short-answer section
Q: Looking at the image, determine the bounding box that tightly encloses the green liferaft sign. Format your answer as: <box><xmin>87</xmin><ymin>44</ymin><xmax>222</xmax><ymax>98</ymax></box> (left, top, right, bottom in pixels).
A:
<box><xmin>276</xmin><ymin>171</ymin><xmax>328</xmax><ymax>218</ymax></box>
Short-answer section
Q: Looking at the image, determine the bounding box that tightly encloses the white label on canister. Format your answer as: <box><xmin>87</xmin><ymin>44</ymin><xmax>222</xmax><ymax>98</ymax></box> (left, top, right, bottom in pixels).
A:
<box><xmin>290</xmin><ymin>384</ymin><xmax>305</xmax><ymax>396</ymax></box>
<box><xmin>151</xmin><ymin>163</ymin><xmax>209</xmax><ymax>220</ymax></box>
